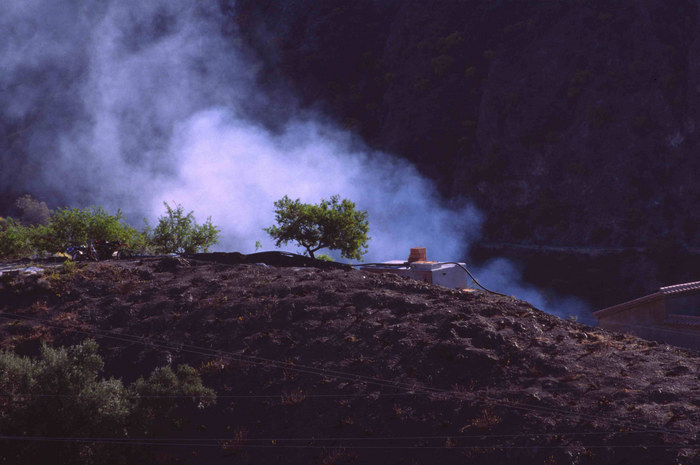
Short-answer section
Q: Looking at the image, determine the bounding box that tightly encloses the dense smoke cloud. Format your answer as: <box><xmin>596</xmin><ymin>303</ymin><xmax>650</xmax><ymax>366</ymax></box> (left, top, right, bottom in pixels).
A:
<box><xmin>0</xmin><ymin>0</ymin><xmax>590</xmax><ymax>318</ymax></box>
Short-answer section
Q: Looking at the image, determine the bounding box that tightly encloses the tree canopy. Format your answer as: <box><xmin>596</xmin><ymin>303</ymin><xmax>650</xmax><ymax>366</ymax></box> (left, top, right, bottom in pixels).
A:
<box><xmin>264</xmin><ymin>195</ymin><xmax>369</xmax><ymax>260</ymax></box>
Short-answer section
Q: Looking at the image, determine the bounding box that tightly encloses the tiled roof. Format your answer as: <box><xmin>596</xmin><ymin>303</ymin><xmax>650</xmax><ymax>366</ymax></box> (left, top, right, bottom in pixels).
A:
<box><xmin>594</xmin><ymin>281</ymin><xmax>700</xmax><ymax>319</ymax></box>
<box><xmin>660</xmin><ymin>281</ymin><xmax>700</xmax><ymax>296</ymax></box>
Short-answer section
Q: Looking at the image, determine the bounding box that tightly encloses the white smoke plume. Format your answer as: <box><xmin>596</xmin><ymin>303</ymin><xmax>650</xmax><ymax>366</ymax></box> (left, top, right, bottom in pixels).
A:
<box><xmin>474</xmin><ymin>259</ymin><xmax>594</xmax><ymax>323</ymax></box>
<box><xmin>156</xmin><ymin>110</ymin><xmax>482</xmax><ymax>261</ymax></box>
<box><xmin>0</xmin><ymin>0</ymin><xmax>591</xmax><ymax>319</ymax></box>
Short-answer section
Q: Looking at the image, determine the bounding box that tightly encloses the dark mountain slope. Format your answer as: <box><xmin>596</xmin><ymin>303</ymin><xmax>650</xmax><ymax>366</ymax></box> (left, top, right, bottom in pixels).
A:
<box><xmin>0</xmin><ymin>257</ymin><xmax>698</xmax><ymax>464</ymax></box>
<box><xmin>231</xmin><ymin>0</ymin><xmax>700</xmax><ymax>250</ymax></box>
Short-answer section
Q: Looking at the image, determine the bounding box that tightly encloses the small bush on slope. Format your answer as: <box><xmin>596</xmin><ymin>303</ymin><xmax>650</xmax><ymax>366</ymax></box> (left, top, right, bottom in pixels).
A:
<box><xmin>0</xmin><ymin>339</ymin><xmax>215</xmax><ymax>465</ymax></box>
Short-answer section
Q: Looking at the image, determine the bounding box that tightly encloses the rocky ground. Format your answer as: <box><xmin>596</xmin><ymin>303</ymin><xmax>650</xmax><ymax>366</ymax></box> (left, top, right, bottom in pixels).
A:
<box><xmin>0</xmin><ymin>255</ymin><xmax>698</xmax><ymax>464</ymax></box>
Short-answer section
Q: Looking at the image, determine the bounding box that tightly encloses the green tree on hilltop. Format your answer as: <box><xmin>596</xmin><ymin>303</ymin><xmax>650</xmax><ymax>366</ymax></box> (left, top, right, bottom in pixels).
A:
<box><xmin>264</xmin><ymin>195</ymin><xmax>369</xmax><ymax>260</ymax></box>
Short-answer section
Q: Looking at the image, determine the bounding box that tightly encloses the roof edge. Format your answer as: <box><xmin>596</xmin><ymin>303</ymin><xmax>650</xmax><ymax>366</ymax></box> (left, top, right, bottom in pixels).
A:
<box><xmin>593</xmin><ymin>292</ymin><xmax>663</xmax><ymax>319</ymax></box>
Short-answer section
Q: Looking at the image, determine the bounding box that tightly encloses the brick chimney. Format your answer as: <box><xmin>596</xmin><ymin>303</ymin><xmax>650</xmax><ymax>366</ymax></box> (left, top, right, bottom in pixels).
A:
<box><xmin>407</xmin><ymin>247</ymin><xmax>427</xmax><ymax>263</ymax></box>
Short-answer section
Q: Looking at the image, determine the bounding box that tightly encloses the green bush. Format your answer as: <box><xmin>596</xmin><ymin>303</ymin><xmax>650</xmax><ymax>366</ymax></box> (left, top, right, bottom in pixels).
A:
<box><xmin>0</xmin><ymin>218</ymin><xmax>36</xmax><ymax>259</ymax></box>
<box><xmin>264</xmin><ymin>195</ymin><xmax>369</xmax><ymax>260</ymax></box>
<box><xmin>33</xmin><ymin>206</ymin><xmax>145</xmax><ymax>254</ymax></box>
<box><xmin>148</xmin><ymin>202</ymin><xmax>220</xmax><ymax>254</ymax></box>
<box><xmin>0</xmin><ymin>202</ymin><xmax>219</xmax><ymax>258</ymax></box>
<box><xmin>0</xmin><ymin>339</ymin><xmax>215</xmax><ymax>464</ymax></box>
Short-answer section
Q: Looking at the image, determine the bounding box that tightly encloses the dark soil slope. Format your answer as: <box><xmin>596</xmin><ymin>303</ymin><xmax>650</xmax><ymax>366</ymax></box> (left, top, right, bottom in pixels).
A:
<box><xmin>1</xmin><ymin>257</ymin><xmax>698</xmax><ymax>464</ymax></box>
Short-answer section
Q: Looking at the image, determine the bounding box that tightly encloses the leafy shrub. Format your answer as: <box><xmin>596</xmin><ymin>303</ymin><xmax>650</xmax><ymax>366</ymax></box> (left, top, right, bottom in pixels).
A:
<box><xmin>0</xmin><ymin>218</ymin><xmax>35</xmax><ymax>259</ymax></box>
<box><xmin>148</xmin><ymin>202</ymin><xmax>220</xmax><ymax>254</ymax></box>
<box><xmin>0</xmin><ymin>339</ymin><xmax>215</xmax><ymax>464</ymax></box>
<box><xmin>0</xmin><ymin>202</ymin><xmax>218</xmax><ymax>258</ymax></box>
<box><xmin>132</xmin><ymin>364</ymin><xmax>216</xmax><ymax>421</ymax></box>
<box><xmin>62</xmin><ymin>259</ymin><xmax>77</xmax><ymax>274</ymax></box>
<box><xmin>33</xmin><ymin>206</ymin><xmax>145</xmax><ymax>254</ymax></box>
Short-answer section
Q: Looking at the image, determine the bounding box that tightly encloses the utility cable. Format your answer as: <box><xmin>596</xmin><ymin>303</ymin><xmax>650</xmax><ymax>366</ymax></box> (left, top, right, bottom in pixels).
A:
<box><xmin>0</xmin><ymin>310</ymin><xmax>690</xmax><ymax>437</ymax></box>
<box><xmin>0</xmin><ymin>312</ymin><xmax>692</xmax><ymax>439</ymax></box>
<box><xmin>0</xmin><ymin>435</ymin><xmax>696</xmax><ymax>450</ymax></box>
<box><xmin>441</xmin><ymin>262</ymin><xmax>509</xmax><ymax>297</ymax></box>
<box><xmin>349</xmin><ymin>261</ymin><xmax>509</xmax><ymax>296</ymax></box>
<box><xmin>0</xmin><ymin>430</ymin><xmax>665</xmax><ymax>442</ymax></box>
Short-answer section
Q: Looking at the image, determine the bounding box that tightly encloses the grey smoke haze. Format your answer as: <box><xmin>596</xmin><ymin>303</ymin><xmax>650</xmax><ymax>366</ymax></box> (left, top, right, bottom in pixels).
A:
<box><xmin>0</xmin><ymin>0</ymin><xmax>590</xmax><ymax>319</ymax></box>
<box><xmin>474</xmin><ymin>259</ymin><xmax>593</xmax><ymax>323</ymax></box>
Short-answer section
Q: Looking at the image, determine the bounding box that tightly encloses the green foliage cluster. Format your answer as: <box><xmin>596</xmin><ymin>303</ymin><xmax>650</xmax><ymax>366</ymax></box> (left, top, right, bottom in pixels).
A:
<box><xmin>35</xmin><ymin>207</ymin><xmax>146</xmax><ymax>254</ymax></box>
<box><xmin>147</xmin><ymin>202</ymin><xmax>220</xmax><ymax>254</ymax></box>
<box><xmin>0</xmin><ymin>207</ymin><xmax>147</xmax><ymax>259</ymax></box>
<box><xmin>0</xmin><ymin>339</ymin><xmax>215</xmax><ymax>464</ymax></box>
<box><xmin>0</xmin><ymin>196</ymin><xmax>53</xmax><ymax>258</ymax></box>
<box><xmin>0</xmin><ymin>199</ymin><xmax>220</xmax><ymax>258</ymax></box>
<box><xmin>264</xmin><ymin>195</ymin><xmax>369</xmax><ymax>260</ymax></box>
<box><xmin>0</xmin><ymin>217</ymin><xmax>36</xmax><ymax>258</ymax></box>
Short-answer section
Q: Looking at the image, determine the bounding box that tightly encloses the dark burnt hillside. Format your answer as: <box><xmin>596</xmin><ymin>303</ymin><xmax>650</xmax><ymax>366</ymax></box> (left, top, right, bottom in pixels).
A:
<box><xmin>1</xmin><ymin>257</ymin><xmax>698</xmax><ymax>464</ymax></box>
<box><xmin>231</xmin><ymin>0</ymin><xmax>700</xmax><ymax>250</ymax></box>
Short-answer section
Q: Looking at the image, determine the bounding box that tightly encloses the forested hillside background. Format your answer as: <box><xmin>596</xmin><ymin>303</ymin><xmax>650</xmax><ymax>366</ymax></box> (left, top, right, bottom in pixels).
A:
<box><xmin>226</xmin><ymin>0</ymin><xmax>700</xmax><ymax>306</ymax></box>
<box><xmin>232</xmin><ymin>0</ymin><xmax>700</xmax><ymax>248</ymax></box>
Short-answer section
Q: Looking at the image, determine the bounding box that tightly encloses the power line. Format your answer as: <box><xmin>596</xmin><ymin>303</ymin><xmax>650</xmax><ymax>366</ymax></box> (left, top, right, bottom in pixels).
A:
<box><xmin>3</xmin><ymin>384</ymin><xmax>629</xmax><ymax>398</ymax></box>
<box><xmin>0</xmin><ymin>310</ymin><xmax>689</xmax><ymax>438</ymax></box>
<box><xmin>0</xmin><ymin>392</ymin><xmax>420</xmax><ymax>399</ymax></box>
<box><xmin>0</xmin><ymin>435</ymin><xmax>696</xmax><ymax>450</ymax></box>
<box><xmin>0</xmin><ymin>311</ymin><xmax>693</xmax><ymax>439</ymax></box>
<box><xmin>0</xmin><ymin>431</ymin><xmax>658</xmax><ymax>442</ymax></box>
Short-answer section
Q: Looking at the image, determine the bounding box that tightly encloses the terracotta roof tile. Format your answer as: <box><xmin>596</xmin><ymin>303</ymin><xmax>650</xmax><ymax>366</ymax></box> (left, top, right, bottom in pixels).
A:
<box><xmin>659</xmin><ymin>281</ymin><xmax>700</xmax><ymax>296</ymax></box>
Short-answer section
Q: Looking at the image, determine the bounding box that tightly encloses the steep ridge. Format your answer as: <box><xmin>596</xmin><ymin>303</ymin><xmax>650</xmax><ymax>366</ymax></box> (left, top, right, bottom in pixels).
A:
<box><xmin>0</xmin><ymin>257</ymin><xmax>697</xmax><ymax>464</ymax></box>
